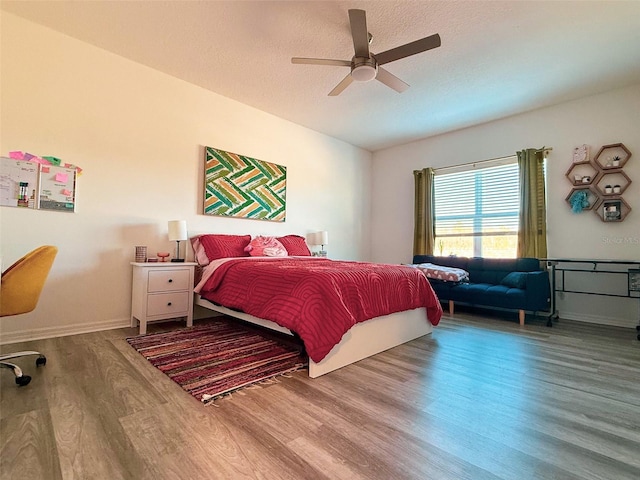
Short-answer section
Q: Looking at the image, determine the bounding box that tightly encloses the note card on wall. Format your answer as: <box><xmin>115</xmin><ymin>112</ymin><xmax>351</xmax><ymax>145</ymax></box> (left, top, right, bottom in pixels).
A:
<box><xmin>38</xmin><ymin>165</ymin><xmax>77</xmax><ymax>212</ymax></box>
<box><xmin>0</xmin><ymin>157</ymin><xmax>39</xmax><ymax>208</ymax></box>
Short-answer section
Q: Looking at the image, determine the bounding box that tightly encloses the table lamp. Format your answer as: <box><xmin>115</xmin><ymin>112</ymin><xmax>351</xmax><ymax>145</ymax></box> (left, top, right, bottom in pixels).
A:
<box><xmin>168</xmin><ymin>220</ymin><xmax>187</xmax><ymax>262</ymax></box>
<box><xmin>312</xmin><ymin>230</ymin><xmax>328</xmax><ymax>257</ymax></box>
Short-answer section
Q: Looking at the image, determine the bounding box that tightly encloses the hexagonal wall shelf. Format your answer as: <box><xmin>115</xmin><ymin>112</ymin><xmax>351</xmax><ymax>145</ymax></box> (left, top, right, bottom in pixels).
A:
<box><xmin>593</xmin><ymin>143</ymin><xmax>631</xmax><ymax>170</ymax></box>
<box><xmin>594</xmin><ymin>170</ymin><xmax>632</xmax><ymax>196</ymax></box>
<box><xmin>565</xmin><ymin>161</ymin><xmax>599</xmax><ymax>186</ymax></box>
<box><xmin>593</xmin><ymin>196</ymin><xmax>632</xmax><ymax>222</ymax></box>
<box><xmin>566</xmin><ymin>186</ymin><xmax>599</xmax><ymax>212</ymax></box>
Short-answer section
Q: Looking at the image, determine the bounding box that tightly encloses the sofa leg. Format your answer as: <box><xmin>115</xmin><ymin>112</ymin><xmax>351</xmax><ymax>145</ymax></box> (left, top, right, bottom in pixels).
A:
<box><xmin>449</xmin><ymin>300</ymin><xmax>454</xmax><ymax>315</ymax></box>
<box><xmin>519</xmin><ymin>310</ymin><xmax>525</xmax><ymax>326</ymax></box>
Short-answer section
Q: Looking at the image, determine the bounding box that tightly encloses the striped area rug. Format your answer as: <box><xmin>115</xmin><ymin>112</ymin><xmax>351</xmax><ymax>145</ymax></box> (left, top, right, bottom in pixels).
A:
<box><xmin>127</xmin><ymin>319</ymin><xmax>307</xmax><ymax>404</ymax></box>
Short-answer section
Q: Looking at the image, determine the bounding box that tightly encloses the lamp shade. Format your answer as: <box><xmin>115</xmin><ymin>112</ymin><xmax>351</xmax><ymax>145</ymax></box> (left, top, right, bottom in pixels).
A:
<box><xmin>168</xmin><ymin>220</ymin><xmax>187</xmax><ymax>241</ymax></box>
<box><xmin>317</xmin><ymin>231</ymin><xmax>328</xmax><ymax>246</ymax></box>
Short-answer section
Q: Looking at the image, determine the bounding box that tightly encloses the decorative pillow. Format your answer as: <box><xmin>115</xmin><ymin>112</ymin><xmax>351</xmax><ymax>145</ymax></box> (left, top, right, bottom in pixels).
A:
<box><xmin>190</xmin><ymin>236</ymin><xmax>211</xmax><ymax>265</ymax></box>
<box><xmin>244</xmin><ymin>236</ymin><xmax>288</xmax><ymax>257</ymax></box>
<box><xmin>277</xmin><ymin>235</ymin><xmax>311</xmax><ymax>256</ymax></box>
<box><xmin>198</xmin><ymin>234</ymin><xmax>251</xmax><ymax>261</ymax></box>
<box><xmin>501</xmin><ymin>272</ymin><xmax>528</xmax><ymax>289</ymax></box>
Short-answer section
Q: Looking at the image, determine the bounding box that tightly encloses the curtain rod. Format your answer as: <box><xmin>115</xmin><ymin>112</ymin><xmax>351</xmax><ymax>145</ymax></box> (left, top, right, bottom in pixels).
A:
<box><xmin>435</xmin><ymin>147</ymin><xmax>552</xmax><ymax>174</ymax></box>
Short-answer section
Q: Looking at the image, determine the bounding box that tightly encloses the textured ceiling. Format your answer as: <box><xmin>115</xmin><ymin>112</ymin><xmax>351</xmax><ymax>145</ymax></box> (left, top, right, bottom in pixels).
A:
<box><xmin>2</xmin><ymin>1</ymin><xmax>640</xmax><ymax>151</ymax></box>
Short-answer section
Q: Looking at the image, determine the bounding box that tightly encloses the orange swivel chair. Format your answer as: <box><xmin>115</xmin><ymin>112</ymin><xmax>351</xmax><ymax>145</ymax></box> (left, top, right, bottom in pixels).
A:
<box><xmin>1</xmin><ymin>246</ymin><xmax>58</xmax><ymax>386</ymax></box>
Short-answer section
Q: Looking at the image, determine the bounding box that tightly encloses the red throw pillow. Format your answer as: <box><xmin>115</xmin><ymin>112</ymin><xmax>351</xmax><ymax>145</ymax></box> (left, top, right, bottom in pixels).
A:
<box><xmin>277</xmin><ymin>235</ymin><xmax>311</xmax><ymax>256</ymax></box>
<box><xmin>198</xmin><ymin>234</ymin><xmax>251</xmax><ymax>261</ymax></box>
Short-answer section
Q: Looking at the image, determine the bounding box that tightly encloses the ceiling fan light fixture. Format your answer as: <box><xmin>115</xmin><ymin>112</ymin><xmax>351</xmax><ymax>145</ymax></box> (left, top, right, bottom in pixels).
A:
<box><xmin>351</xmin><ymin>58</ymin><xmax>377</xmax><ymax>82</ymax></box>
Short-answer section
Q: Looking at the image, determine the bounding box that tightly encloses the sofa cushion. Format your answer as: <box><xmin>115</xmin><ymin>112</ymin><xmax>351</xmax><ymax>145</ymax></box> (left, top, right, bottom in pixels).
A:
<box><xmin>501</xmin><ymin>272</ymin><xmax>528</xmax><ymax>289</ymax></box>
<box><xmin>449</xmin><ymin>283</ymin><xmax>527</xmax><ymax>310</ymax></box>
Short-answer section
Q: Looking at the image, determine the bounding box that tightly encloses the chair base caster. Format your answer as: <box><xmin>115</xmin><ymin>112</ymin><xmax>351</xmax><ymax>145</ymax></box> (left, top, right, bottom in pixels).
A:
<box><xmin>15</xmin><ymin>375</ymin><xmax>31</xmax><ymax>386</ymax></box>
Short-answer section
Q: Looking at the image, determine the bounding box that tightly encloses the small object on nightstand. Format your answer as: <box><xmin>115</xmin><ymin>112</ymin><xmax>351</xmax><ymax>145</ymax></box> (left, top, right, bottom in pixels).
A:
<box><xmin>135</xmin><ymin>246</ymin><xmax>147</xmax><ymax>263</ymax></box>
<box><xmin>157</xmin><ymin>252</ymin><xmax>170</xmax><ymax>262</ymax></box>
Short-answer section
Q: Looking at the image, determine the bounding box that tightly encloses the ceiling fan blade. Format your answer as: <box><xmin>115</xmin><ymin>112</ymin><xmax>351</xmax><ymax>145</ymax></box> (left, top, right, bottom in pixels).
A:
<box><xmin>348</xmin><ymin>9</ymin><xmax>370</xmax><ymax>58</ymax></box>
<box><xmin>328</xmin><ymin>74</ymin><xmax>354</xmax><ymax>96</ymax></box>
<box><xmin>376</xmin><ymin>67</ymin><xmax>409</xmax><ymax>93</ymax></box>
<box><xmin>375</xmin><ymin>33</ymin><xmax>441</xmax><ymax>66</ymax></box>
<box><xmin>292</xmin><ymin>57</ymin><xmax>351</xmax><ymax>67</ymax></box>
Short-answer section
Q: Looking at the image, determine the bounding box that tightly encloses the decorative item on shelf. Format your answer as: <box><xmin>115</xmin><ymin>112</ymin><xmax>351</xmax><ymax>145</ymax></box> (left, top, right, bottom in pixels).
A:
<box><xmin>603</xmin><ymin>200</ymin><xmax>622</xmax><ymax>222</ymax></box>
<box><xmin>157</xmin><ymin>252</ymin><xmax>170</xmax><ymax>262</ymax></box>
<box><xmin>135</xmin><ymin>246</ymin><xmax>147</xmax><ymax>263</ymax></box>
<box><xmin>605</xmin><ymin>185</ymin><xmax>613</xmax><ymax>194</ymax></box>
<box><xmin>594</xmin><ymin>196</ymin><xmax>632</xmax><ymax>222</ymax></box>
<box><xmin>168</xmin><ymin>220</ymin><xmax>187</xmax><ymax>262</ymax></box>
<box><xmin>569</xmin><ymin>190</ymin><xmax>590</xmax><ymax>213</ymax></box>
<box><xmin>572</xmin><ymin>144</ymin><xmax>589</xmax><ymax>163</ymax></box>
<box><xmin>613</xmin><ymin>185</ymin><xmax>621</xmax><ymax>194</ymax></box>
<box><xmin>593</xmin><ymin>143</ymin><xmax>631</xmax><ymax>170</ymax></box>
<box><xmin>582</xmin><ymin>175</ymin><xmax>591</xmax><ymax>184</ymax></box>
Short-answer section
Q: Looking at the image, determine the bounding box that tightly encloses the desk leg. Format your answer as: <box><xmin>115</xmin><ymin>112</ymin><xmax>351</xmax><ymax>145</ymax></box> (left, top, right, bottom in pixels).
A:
<box><xmin>636</xmin><ymin>299</ymin><xmax>640</xmax><ymax>341</ymax></box>
<box><xmin>546</xmin><ymin>261</ymin><xmax>559</xmax><ymax>327</ymax></box>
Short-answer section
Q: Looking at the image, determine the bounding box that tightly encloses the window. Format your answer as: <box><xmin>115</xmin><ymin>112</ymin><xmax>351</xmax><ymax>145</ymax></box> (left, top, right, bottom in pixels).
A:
<box><xmin>434</xmin><ymin>159</ymin><xmax>519</xmax><ymax>258</ymax></box>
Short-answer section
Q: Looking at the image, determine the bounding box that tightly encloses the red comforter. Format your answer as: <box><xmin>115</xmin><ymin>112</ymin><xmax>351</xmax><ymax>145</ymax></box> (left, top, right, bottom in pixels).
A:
<box><xmin>197</xmin><ymin>257</ymin><xmax>442</xmax><ymax>362</ymax></box>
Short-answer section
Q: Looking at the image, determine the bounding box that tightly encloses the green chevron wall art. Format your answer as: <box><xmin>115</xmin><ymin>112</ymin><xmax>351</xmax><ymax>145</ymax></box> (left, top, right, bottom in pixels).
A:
<box><xmin>204</xmin><ymin>147</ymin><xmax>286</xmax><ymax>222</ymax></box>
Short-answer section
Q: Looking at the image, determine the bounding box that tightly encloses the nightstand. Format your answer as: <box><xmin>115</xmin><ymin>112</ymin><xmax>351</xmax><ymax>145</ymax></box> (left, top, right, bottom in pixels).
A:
<box><xmin>130</xmin><ymin>262</ymin><xmax>197</xmax><ymax>334</ymax></box>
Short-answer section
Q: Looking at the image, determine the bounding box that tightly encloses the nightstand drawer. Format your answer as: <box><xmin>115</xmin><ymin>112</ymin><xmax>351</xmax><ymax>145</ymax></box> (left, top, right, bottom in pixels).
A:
<box><xmin>147</xmin><ymin>292</ymin><xmax>190</xmax><ymax>317</ymax></box>
<box><xmin>148</xmin><ymin>269</ymin><xmax>191</xmax><ymax>293</ymax></box>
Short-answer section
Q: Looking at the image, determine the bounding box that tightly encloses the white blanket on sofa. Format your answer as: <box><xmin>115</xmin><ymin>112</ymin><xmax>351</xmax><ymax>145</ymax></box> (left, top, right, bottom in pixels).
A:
<box><xmin>408</xmin><ymin>263</ymin><xmax>470</xmax><ymax>283</ymax></box>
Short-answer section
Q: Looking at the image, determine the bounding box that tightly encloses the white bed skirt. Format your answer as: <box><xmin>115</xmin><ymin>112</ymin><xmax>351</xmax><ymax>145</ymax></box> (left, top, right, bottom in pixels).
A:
<box><xmin>195</xmin><ymin>295</ymin><xmax>432</xmax><ymax>378</ymax></box>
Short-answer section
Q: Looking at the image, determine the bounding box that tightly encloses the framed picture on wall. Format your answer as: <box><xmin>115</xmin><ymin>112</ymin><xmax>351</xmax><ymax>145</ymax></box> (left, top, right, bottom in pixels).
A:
<box><xmin>572</xmin><ymin>144</ymin><xmax>589</xmax><ymax>163</ymax></box>
<box><xmin>203</xmin><ymin>146</ymin><xmax>287</xmax><ymax>222</ymax></box>
<box><xmin>603</xmin><ymin>200</ymin><xmax>622</xmax><ymax>221</ymax></box>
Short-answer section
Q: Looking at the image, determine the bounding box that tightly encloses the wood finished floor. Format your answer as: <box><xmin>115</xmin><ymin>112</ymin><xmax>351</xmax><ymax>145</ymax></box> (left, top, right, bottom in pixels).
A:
<box><xmin>1</xmin><ymin>312</ymin><xmax>639</xmax><ymax>480</ymax></box>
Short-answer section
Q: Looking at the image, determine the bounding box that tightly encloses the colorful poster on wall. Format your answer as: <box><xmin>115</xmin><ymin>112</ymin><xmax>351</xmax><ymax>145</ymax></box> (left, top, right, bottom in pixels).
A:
<box><xmin>0</xmin><ymin>157</ymin><xmax>39</xmax><ymax>208</ymax></box>
<box><xmin>204</xmin><ymin>146</ymin><xmax>286</xmax><ymax>222</ymax></box>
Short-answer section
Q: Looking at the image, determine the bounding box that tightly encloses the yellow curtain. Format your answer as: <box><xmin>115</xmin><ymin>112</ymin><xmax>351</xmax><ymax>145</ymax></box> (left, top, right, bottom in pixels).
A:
<box><xmin>413</xmin><ymin>167</ymin><xmax>435</xmax><ymax>256</ymax></box>
<box><xmin>517</xmin><ymin>149</ymin><xmax>547</xmax><ymax>258</ymax></box>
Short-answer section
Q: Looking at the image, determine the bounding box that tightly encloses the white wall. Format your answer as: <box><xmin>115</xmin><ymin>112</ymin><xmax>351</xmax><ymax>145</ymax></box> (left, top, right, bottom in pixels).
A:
<box><xmin>0</xmin><ymin>13</ymin><xmax>372</xmax><ymax>343</ymax></box>
<box><xmin>372</xmin><ymin>84</ymin><xmax>640</xmax><ymax>327</ymax></box>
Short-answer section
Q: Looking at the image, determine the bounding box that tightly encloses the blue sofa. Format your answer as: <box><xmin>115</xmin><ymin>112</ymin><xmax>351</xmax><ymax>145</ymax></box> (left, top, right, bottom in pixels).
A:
<box><xmin>412</xmin><ymin>255</ymin><xmax>550</xmax><ymax>325</ymax></box>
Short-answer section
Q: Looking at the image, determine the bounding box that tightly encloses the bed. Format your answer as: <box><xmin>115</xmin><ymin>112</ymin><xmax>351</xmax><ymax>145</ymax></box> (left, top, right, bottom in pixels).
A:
<box><xmin>191</xmin><ymin>234</ymin><xmax>443</xmax><ymax>378</ymax></box>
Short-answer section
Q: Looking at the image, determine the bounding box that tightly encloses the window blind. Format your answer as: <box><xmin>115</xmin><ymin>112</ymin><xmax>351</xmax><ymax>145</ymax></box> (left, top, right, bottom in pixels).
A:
<box><xmin>434</xmin><ymin>160</ymin><xmax>520</xmax><ymax>257</ymax></box>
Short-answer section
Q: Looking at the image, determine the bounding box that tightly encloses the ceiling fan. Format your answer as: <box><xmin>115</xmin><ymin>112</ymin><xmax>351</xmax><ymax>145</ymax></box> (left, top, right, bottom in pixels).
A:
<box><xmin>291</xmin><ymin>9</ymin><xmax>441</xmax><ymax>96</ymax></box>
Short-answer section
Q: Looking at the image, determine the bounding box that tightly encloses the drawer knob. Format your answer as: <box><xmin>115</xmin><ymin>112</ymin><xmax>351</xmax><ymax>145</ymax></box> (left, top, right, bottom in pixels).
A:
<box><xmin>168</xmin><ymin>279</ymin><xmax>173</xmax><ymax>283</ymax></box>
<box><xmin>167</xmin><ymin>302</ymin><xmax>172</xmax><ymax>306</ymax></box>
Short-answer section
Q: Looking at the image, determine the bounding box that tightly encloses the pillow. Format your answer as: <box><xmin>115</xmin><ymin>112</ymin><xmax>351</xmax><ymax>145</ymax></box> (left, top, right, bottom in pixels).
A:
<box><xmin>190</xmin><ymin>236</ymin><xmax>211</xmax><ymax>266</ymax></box>
<box><xmin>244</xmin><ymin>236</ymin><xmax>287</xmax><ymax>257</ymax></box>
<box><xmin>501</xmin><ymin>272</ymin><xmax>528</xmax><ymax>289</ymax></box>
<box><xmin>277</xmin><ymin>235</ymin><xmax>311</xmax><ymax>256</ymax></box>
<box><xmin>198</xmin><ymin>234</ymin><xmax>251</xmax><ymax>261</ymax></box>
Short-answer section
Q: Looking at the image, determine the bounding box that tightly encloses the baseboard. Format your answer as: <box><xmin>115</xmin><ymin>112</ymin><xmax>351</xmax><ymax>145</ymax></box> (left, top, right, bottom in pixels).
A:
<box><xmin>558</xmin><ymin>310</ymin><xmax>636</xmax><ymax>329</ymax></box>
<box><xmin>0</xmin><ymin>318</ymin><xmax>131</xmax><ymax>345</ymax></box>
